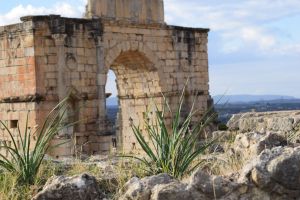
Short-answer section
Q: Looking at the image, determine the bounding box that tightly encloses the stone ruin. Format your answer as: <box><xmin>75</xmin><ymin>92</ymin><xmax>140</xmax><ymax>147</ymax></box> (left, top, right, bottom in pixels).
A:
<box><xmin>0</xmin><ymin>0</ymin><xmax>211</xmax><ymax>157</ymax></box>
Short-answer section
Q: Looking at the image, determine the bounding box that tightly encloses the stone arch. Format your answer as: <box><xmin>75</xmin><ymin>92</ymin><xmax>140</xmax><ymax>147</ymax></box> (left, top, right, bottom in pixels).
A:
<box><xmin>104</xmin><ymin>41</ymin><xmax>165</xmax><ymax>152</ymax></box>
<box><xmin>104</xmin><ymin>41</ymin><xmax>165</xmax><ymax>82</ymax></box>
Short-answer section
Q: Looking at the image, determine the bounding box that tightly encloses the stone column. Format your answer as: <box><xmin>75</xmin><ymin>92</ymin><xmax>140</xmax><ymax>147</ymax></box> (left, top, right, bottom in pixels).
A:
<box><xmin>158</xmin><ymin>0</ymin><xmax>165</xmax><ymax>23</ymax></box>
<box><xmin>95</xmin><ymin>37</ymin><xmax>107</xmax><ymax>134</ymax></box>
<box><xmin>52</xmin><ymin>34</ymin><xmax>67</xmax><ymax>102</ymax></box>
<box><xmin>52</xmin><ymin>34</ymin><xmax>70</xmax><ymax>137</ymax></box>
<box><xmin>85</xmin><ymin>0</ymin><xmax>95</xmax><ymax>18</ymax></box>
<box><xmin>52</xmin><ymin>34</ymin><xmax>73</xmax><ymax>157</ymax></box>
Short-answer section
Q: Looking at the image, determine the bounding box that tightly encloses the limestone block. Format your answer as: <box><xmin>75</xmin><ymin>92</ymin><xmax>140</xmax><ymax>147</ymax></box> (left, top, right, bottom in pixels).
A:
<box><xmin>49</xmin><ymin>138</ymin><xmax>73</xmax><ymax>157</ymax></box>
<box><xmin>99</xmin><ymin>142</ymin><xmax>111</xmax><ymax>151</ymax></box>
<box><xmin>77</xmin><ymin>48</ymin><xmax>85</xmax><ymax>56</ymax></box>
<box><xmin>23</xmin><ymin>36</ymin><xmax>34</xmax><ymax>47</ymax></box>
<box><xmin>89</xmin><ymin>142</ymin><xmax>101</xmax><ymax>152</ymax></box>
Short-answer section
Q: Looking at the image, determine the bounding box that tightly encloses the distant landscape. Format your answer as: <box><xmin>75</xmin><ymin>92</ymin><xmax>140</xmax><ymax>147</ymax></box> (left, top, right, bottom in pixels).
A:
<box><xmin>106</xmin><ymin>97</ymin><xmax>118</xmax><ymax>106</ymax></box>
<box><xmin>106</xmin><ymin>95</ymin><xmax>300</xmax><ymax>124</ymax></box>
<box><xmin>213</xmin><ymin>94</ymin><xmax>299</xmax><ymax>104</ymax></box>
<box><xmin>214</xmin><ymin>95</ymin><xmax>300</xmax><ymax>123</ymax></box>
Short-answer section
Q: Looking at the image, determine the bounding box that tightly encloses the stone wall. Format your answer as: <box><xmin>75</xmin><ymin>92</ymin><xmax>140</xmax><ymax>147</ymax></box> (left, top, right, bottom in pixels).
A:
<box><xmin>25</xmin><ymin>16</ymin><xmax>108</xmax><ymax>156</ymax></box>
<box><xmin>0</xmin><ymin>0</ymin><xmax>211</xmax><ymax>156</ymax></box>
<box><xmin>0</xmin><ymin>21</ymin><xmax>36</xmax><ymax>99</ymax></box>
<box><xmin>0</xmin><ymin>21</ymin><xmax>39</xmax><ymax>156</ymax></box>
<box><xmin>0</xmin><ymin>103</ymin><xmax>37</xmax><ymax>156</ymax></box>
<box><xmin>102</xmin><ymin>20</ymin><xmax>210</xmax><ymax>152</ymax></box>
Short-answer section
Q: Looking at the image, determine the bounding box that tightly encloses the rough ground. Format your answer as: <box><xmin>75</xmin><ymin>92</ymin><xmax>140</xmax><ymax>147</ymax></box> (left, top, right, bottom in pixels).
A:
<box><xmin>33</xmin><ymin>111</ymin><xmax>300</xmax><ymax>200</ymax></box>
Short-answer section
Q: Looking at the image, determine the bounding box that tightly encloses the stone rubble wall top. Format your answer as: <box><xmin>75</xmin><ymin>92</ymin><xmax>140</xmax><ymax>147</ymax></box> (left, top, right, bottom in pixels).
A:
<box><xmin>227</xmin><ymin>110</ymin><xmax>300</xmax><ymax>133</ymax></box>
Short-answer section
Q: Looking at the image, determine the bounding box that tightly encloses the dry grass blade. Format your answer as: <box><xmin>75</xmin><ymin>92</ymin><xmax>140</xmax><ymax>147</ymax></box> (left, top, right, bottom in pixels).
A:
<box><xmin>127</xmin><ymin>81</ymin><xmax>217</xmax><ymax>179</ymax></box>
<box><xmin>0</xmin><ymin>97</ymin><xmax>72</xmax><ymax>185</ymax></box>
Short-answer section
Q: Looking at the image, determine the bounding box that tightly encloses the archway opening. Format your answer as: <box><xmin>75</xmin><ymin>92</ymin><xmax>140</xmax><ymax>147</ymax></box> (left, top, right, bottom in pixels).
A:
<box><xmin>105</xmin><ymin>70</ymin><xmax>118</xmax><ymax>125</ymax></box>
<box><xmin>105</xmin><ymin>70</ymin><xmax>119</xmax><ymax>149</ymax></box>
<box><xmin>107</xmin><ymin>50</ymin><xmax>163</xmax><ymax>153</ymax></box>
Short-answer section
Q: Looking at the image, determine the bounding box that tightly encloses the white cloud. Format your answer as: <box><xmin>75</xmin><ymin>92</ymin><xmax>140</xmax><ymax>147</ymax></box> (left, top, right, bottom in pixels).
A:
<box><xmin>0</xmin><ymin>2</ymin><xmax>85</xmax><ymax>26</ymax></box>
<box><xmin>221</xmin><ymin>26</ymin><xmax>276</xmax><ymax>53</ymax></box>
<box><xmin>1</xmin><ymin>0</ymin><xmax>300</xmax><ymax>56</ymax></box>
<box><xmin>164</xmin><ymin>0</ymin><xmax>300</xmax><ymax>55</ymax></box>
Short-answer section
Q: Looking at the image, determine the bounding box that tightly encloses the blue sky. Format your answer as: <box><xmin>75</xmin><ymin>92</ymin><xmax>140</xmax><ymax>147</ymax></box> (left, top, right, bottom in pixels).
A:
<box><xmin>1</xmin><ymin>0</ymin><xmax>300</xmax><ymax>97</ymax></box>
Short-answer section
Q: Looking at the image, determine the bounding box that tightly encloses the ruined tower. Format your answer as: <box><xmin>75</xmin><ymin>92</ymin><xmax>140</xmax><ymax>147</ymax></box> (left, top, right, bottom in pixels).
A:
<box><xmin>85</xmin><ymin>0</ymin><xmax>164</xmax><ymax>23</ymax></box>
<box><xmin>0</xmin><ymin>0</ymin><xmax>210</xmax><ymax>157</ymax></box>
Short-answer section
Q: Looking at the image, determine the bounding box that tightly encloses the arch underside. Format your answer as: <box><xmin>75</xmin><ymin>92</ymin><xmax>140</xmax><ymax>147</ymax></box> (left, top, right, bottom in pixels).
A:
<box><xmin>109</xmin><ymin>50</ymin><xmax>163</xmax><ymax>152</ymax></box>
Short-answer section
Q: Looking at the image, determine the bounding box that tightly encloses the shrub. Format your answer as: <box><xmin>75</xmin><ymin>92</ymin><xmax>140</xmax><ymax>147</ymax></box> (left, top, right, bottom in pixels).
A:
<box><xmin>218</xmin><ymin>123</ymin><xmax>228</xmax><ymax>131</ymax></box>
<box><xmin>0</xmin><ymin>98</ymin><xmax>72</xmax><ymax>185</ymax></box>
<box><xmin>128</xmin><ymin>85</ymin><xmax>217</xmax><ymax>179</ymax></box>
<box><xmin>0</xmin><ymin>172</ymin><xmax>31</xmax><ymax>200</ymax></box>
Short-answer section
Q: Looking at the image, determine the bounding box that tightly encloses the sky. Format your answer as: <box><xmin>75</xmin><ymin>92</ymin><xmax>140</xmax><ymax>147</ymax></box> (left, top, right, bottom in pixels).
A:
<box><xmin>1</xmin><ymin>0</ymin><xmax>300</xmax><ymax>97</ymax></box>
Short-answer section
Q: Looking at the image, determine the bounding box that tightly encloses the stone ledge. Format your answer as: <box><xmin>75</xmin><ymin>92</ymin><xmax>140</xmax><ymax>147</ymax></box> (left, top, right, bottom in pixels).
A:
<box><xmin>0</xmin><ymin>93</ymin><xmax>44</xmax><ymax>103</ymax></box>
<box><xmin>20</xmin><ymin>15</ymin><xmax>103</xmax><ymax>37</ymax></box>
<box><xmin>118</xmin><ymin>90</ymin><xmax>206</xmax><ymax>100</ymax></box>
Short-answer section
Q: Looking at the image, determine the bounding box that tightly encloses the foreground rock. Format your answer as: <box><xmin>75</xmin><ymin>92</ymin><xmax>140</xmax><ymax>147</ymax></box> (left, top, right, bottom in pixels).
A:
<box><xmin>32</xmin><ymin>173</ymin><xmax>105</xmax><ymax>200</ymax></box>
<box><xmin>118</xmin><ymin>111</ymin><xmax>300</xmax><ymax>199</ymax></box>
<box><xmin>233</xmin><ymin>132</ymin><xmax>288</xmax><ymax>160</ymax></box>
<box><xmin>119</xmin><ymin>174</ymin><xmax>183</xmax><ymax>200</ymax></box>
<box><xmin>241</xmin><ymin>147</ymin><xmax>300</xmax><ymax>196</ymax></box>
<box><xmin>119</xmin><ymin>148</ymin><xmax>300</xmax><ymax>200</ymax></box>
<box><xmin>36</xmin><ymin>110</ymin><xmax>300</xmax><ymax>200</ymax></box>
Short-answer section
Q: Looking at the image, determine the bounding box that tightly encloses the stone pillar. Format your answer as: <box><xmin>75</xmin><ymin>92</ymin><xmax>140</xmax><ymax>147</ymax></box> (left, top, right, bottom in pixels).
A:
<box><xmin>85</xmin><ymin>0</ymin><xmax>95</xmax><ymax>18</ymax></box>
<box><xmin>85</xmin><ymin>0</ymin><xmax>165</xmax><ymax>24</ymax></box>
<box><xmin>158</xmin><ymin>0</ymin><xmax>165</xmax><ymax>23</ymax></box>
<box><xmin>52</xmin><ymin>34</ymin><xmax>70</xmax><ymax>136</ymax></box>
<box><xmin>95</xmin><ymin>37</ymin><xmax>107</xmax><ymax>134</ymax></box>
<box><xmin>51</xmin><ymin>34</ymin><xmax>73</xmax><ymax>157</ymax></box>
<box><xmin>52</xmin><ymin>34</ymin><xmax>67</xmax><ymax>102</ymax></box>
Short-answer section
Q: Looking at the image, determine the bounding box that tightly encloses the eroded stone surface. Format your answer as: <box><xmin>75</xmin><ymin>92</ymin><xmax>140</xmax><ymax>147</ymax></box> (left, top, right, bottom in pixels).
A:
<box><xmin>32</xmin><ymin>173</ymin><xmax>104</xmax><ymax>200</ymax></box>
<box><xmin>233</xmin><ymin>132</ymin><xmax>288</xmax><ymax>159</ymax></box>
<box><xmin>151</xmin><ymin>182</ymin><xmax>192</xmax><ymax>200</ymax></box>
<box><xmin>249</xmin><ymin>147</ymin><xmax>300</xmax><ymax>191</ymax></box>
<box><xmin>188</xmin><ymin>170</ymin><xmax>238</xmax><ymax>199</ymax></box>
<box><xmin>227</xmin><ymin>111</ymin><xmax>300</xmax><ymax>135</ymax></box>
<box><xmin>119</xmin><ymin>110</ymin><xmax>300</xmax><ymax>200</ymax></box>
<box><xmin>119</xmin><ymin>174</ymin><xmax>175</xmax><ymax>200</ymax></box>
<box><xmin>119</xmin><ymin>146</ymin><xmax>300</xmax><ymax>200</ymax></box>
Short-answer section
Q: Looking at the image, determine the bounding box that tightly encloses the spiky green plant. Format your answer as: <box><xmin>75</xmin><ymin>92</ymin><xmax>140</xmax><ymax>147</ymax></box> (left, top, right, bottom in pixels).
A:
<box><xmin>128</xmin><ymin>85</ymin><xmax>217</xmax><ymax>179</ymax></box>
<box><xmin>0</xmin><ymin>98</ymin><xmax>72</xmax><ymax>185</ymax></box>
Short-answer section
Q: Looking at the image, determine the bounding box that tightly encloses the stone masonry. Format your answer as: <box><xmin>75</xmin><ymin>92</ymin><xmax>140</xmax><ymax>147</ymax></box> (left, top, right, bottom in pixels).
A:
<box><xmin>0</xmin><ymin>0</ymin><xmax>211</xmax><ymax>157</ymax></box>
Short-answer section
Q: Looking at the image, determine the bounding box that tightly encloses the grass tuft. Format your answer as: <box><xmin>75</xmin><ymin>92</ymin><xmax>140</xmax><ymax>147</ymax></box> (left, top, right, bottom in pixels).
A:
<box><xmin>127</xmin><ymin>82</ymin><xmax>217</xmax><ymax>179</ymax></box>
<box><xmin>0</xmin><ymin>98</ymin><xmax>72</xmax><ymax>185</ymax></box>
